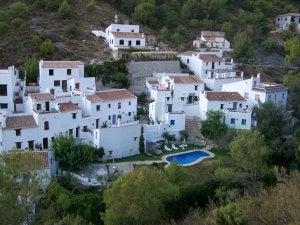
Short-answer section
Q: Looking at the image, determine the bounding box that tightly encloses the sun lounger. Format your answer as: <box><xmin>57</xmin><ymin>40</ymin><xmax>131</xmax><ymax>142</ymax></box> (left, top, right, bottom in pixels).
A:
<box><xmin>172</xmin><ymin>144</ymin><xmax>179</xmax><ymax>150</ymax></box>
<box><xmin>179</xmin><ymin>144</ymin><xmax>188</xmax><ymax>149</ymax></box>
<box><xmin>164</xmin><ymin>145</ymin><xmax>172</xmax><ymax>152</ymax></box>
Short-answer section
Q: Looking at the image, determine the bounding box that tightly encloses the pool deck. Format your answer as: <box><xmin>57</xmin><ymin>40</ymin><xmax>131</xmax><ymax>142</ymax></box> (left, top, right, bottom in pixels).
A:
<box><xmin>161</xmin><ymin>149</ymin><xmax>215</xmax><ymax>167</ymax></box>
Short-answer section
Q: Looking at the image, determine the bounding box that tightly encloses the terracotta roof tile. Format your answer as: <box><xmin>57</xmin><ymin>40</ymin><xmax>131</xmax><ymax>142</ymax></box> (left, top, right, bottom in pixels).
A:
<box><xmin>147</xmin><ymin>80</ymin><xmax>158</xmax><ymax>84</ymax></box>
<box><xmin>29</xmin><ymin>93</ymin><xmax>55</xmax><ymax>101</ymax></box>
<box><xmin>86</xmin><ymin>94</ymin><xmax>102</xmax><ymax>103</ymax></box>
<box><xmin>59</xmin><ymin>102</ymin><xmax>80</xmax><ymax>112</ymax></box>
<box><xmin>205</xmin><ymin>92</ymin><xmax>245</xmax><ymax>101</ymax></box>
<box><xmin>111</xmin><ymin>32</ymin><xmax>144</xmax><ymax>38</ymax></box>
<box><xmin>199</xmin><ymin>54</ymin><xmax>223</xmax><ymax>62</ymax></box>
<box><xmin>169</xmin><ymin>75</ymin><xmax>203</xmax><ymax>84</ymax></box>
<box><xmin>179</xmin><ymin>51</ymin><xmax>195</xmax><ymax>56</ymax></box>
<box><xmin>5</xmin><ymin>115</ymin><xmax>37</xmax><ymax>129</ymax></box>
<box><xmin>95</xmin><ymin>89</ymin><xmax>136</xmax><ymax>101</ymax></box>
<box><xmin>42</xmin><ymin>61</ymin><xmax>83</xmax><ymax>68</ymax></box>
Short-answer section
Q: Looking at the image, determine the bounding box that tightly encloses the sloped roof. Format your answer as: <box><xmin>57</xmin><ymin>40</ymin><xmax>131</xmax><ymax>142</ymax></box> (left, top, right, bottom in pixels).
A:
<box><xmin>5</xmin><ymin>115</ymin><xmax>37</xmax><ymax>129</ymax></box>
<box><xmin>199</xmin><ymin>54</ymin><xmax>223</xmax><ymax>62</ymax></box>
<box><xmin>277</xmin><ymin>13</ymin><xmax>300</xmax><ymax>17</ymax></box>
<box><xmin>86</xmin><ymin>94</ymin><xmax>102</xmax><ymax>103</ymax></box>
<box><xmin>59</xmin><ymin>102</ymin><xmax>80</xmax><ymax>112</ymax></box>
<box><xmin>41</xmin><ymin>61</ymin><xmax>83</xmax><ymax>68</ymax></box>
<box><xmin>201</xmin><ymin>31</ymin><xmax>225</xmax><ymax>37</ymax></box>
<box><xmin>29</xmin><ymin>93</ymin><xmax>55</xmax><ymax>101</ymax></box>
<box><xmin>95</xmin><ymin>89</ymin><xmax>136</xmax><ymax>101</ymax></box>
<box><xmin>169</xmin><ymin>75</ymin><xmax>203</xmax><ymax>84</ymax></box>
<box><xmin>111</xmin><ymin>32</ymin><xmax>144</xmax><ymax>38</ymax></box>
<box><xmin>205</xmin><ymin>92</ymin><xmax>245</xmax><ymax>101</ymax></box>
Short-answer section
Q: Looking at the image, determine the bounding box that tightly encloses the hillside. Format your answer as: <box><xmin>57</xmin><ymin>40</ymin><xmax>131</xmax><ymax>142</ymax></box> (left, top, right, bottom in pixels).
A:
<box><xmin>0</xmin><ymin>0</ymin><xmax>139</xmax><ymax>67</ymax></box>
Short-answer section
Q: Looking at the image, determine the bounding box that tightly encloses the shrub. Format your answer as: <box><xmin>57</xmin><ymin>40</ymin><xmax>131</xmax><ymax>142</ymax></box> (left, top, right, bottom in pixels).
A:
<box><xmin>64</xmin><ymin>23</ymin><xmax>78</xmax><ymax>37</ymax></box>
<box><xmin>40</xmin><ymin>39</ymin><xmax>55</xmax><ymax>56</ymax></box>
<box><xmin>58</xmin><ymin>0</ymin><xmax>72</xmax><ymax>19</ymax></box>
<box><xmin>0</xmin><ymin>21</ymin><xmax>9</xmax><ymax>35</ymax></box>
<box><xmin>11</xmin><ymin>17</ymin><xmax>25</xmax><ymax>29</ymax></box>
<box><xmin>86</xmin><ymin>0</ymin><xmax>96</xmax><ymax>12</ymax></box>
<box><xmin>8</xmin><ymin>2</ymin><xmax>28</xmax><ymax>18</ymax></box>
<box><xmin>31</xmin><ymin>34</ymin><xmax>43</xmax><ymax>47</ymax></box>
<box><xmin>0</xmin><ymin>10</ymin><xmax>8</xmax><ymax>21</ymax></box>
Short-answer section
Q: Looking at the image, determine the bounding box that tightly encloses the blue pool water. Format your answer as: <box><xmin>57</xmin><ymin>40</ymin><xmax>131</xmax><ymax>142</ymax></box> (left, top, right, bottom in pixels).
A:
<box><xmin>166</xmin><ymin>150</ymin><xmax>210</xmax><ymax>165</ymax></box>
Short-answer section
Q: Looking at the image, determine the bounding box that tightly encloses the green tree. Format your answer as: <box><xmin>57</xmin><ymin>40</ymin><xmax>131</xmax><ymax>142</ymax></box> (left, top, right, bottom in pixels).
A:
<box><xmin>133</xmin><ymin>2</ymin><xmax>157</xmax><ymax>27</ymax></box>
<box><xmin>231</xmin><ymin>31</ymin><xmax>254</xmax><ymax>63</ymax></box>
<box><xmin>221</xmin><ymin>21</ymin><xmax>234</xmax><ymax>39</ymax></box>
<box><xmin>254</xmin><ymin>101</ymin><xmax>285</xmax><ymax>145</ymax></box>
<box><xmin>213</xmin><ymin>202</ymin><xmax>248</xmax><ymax>225</ymax></box>
<box><xmin>0</xmin><ymin>21</ymin><xmax>9</xmax><ymax>35</ymax></box>
<box><xmin>40</xmin><ymin>39</ymin><xmax>55</xmax><ymax>56</ymax></box>
<box><xmin>165</xmin><ymin>162</ymin><xmax>186</xmax><ymax>185</ymax></box>
<box><xmin>86</xmin><ymin>0</ymin><xmax>97</xmax><ymax>12</ymax></box>
<box><xmin>159</xmin><ymin>26</ymin><xmax>169</xmax><ymax>40</ymax></box>
<box><xmin>0</xmin><ymin>152</ymin><xmax>44</xmax><ymax>225</ymax></box>
<box><xmin>201</xmin><ymin>110</ymin><xmax>227</xmax><ymax>140</ymax></box>
<box><xmin>230</xmin><ymin>130</ymin><xmax>270</xmax><ymax>182</ymax></box>
<box><xmin>102</xmin><ymin>167</ymin><xmax>179</xmax><ymax>225</ymax></box>
<box><xmin>51</xmin><ymin>134</ymin><xmax>96</xmax><ymax>170</ymax></box>
<box><xmin>8</xmin><ymin>2</ymin><xmax>28</xmax><ymax>18</ymax></box>
<box><xmin>58</xmin><ymin>0</ymin><xmax>72</xmax><ymax>19</ymax></box>
<box><xmin>84</xmin><ymin>64</ymin><xmax>101</xmax><ymax>77</ymax></box>
<box><xmin>284</xmin><ymin>37</ymin><xmax>300</xmax><ymax>64</ymax></box>
<box><xmin>139</xmin><ymin>125</ymin><xmax>145</xmax><ymax>155</ymax></box>
<box><xmin>283</xmin><ymin>70</ymin><xmax>300</xmax><ymax>118</ymax></box>
<box><xmin>24</xmin><ymin>56</ymin><xmax>39</xmax><ymax>84</ymax></box>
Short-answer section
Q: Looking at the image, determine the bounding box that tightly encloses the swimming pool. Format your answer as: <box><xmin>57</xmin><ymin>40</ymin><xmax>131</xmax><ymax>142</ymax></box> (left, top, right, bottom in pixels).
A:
<box><xmin>162</xmin><ymin>150</ymin><xmax>214</xmax><ymax>166</ymax></box>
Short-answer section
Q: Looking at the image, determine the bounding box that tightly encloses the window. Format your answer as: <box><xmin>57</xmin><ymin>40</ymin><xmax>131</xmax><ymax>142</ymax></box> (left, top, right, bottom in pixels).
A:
<box><xmin>239</xmin><ymin>103</ymin><xmax>242</xmax><ymax>107</ymax></box>
<box><xmin>136</xmin><ymin>40</ymin><xmax>140</xmax><ymax>45</ymax></box>
<box><xmin>44</xmin><ymin>121</ymin><xmax>49</xmax><ymax>130</ymax></box>
<box><xmin>69</xmin><ymin>129</ymin><xmax>73</xmax><ymax>135</ymax></box>
<box><xmin>129</xmin><ymin>101</ymin><xmax>131</xmax><ymax>106</ymax></box>
<box><xmin>96</xmin><ymin>119</ymin><xmax>99</xmax><ymax>129</ymax></box>
<box><xmin>220</xmin><ymin>104</ymin><xmax>224</xmax><ymax>109</ymax></box>
<box><xmin>0</xmin><ymin>85</ymin><xmax>7</xmax><ymax>96</ymax></box>
<box><xmin>206</xmin><ymin>62</ymin><xmax>208</xmax><ymax>66</ymax></box>
<box><xmin>166</xmin><ymin>97</ymin><xmax>170</xmax><ymax>101</ymax></box>
<box><xmin>255</xmin><ymin>94</ymin><xmax>260</xmax><ymax>101</ymax></box>
<box><xmin>16</xmin><ymin>129</ymin><xmax>21</xmax><ymax>136</ymax></box>
<box><xmin>67</xmin><ymin>69</ymin><xmax>71</xmax><ymax>75</ymax></box>
<box><xmin>282</xmin><ymin>93</ymin><xmax>285</xmax><ymax>99</ymax></box>
<box><xmin>108</xmin><ymin>104</ymin><xmax>111</xmax><ymax>108</ymax></box>
<box><xmin>0</xmin><ymin>103</ymin><xmax>8</xmax><ymax>109</ymax></box>
<box><xmin>49</xmin><ymin>69</ymin><xmax>54</xmax><ymax>76</ymax></box>
<box><xmin>275</xmin><ymin>94</ymin><xmax>277</xmax><ymax>100</ymax></box>
<box><xmin>170</xmin><ymin>120</ymin><xmax>175</xmax><ymax>125</ymax></box>
<box><xmin>205</xmin><ymin>70</ymin><xmax>207</xmax><ymax>74</ymax></box>
<box><xmin>187</xmin><ymin>59</ymin><xmax>189</xmax><ymax>63</ymax></box>
<box><xmin>108</xmin><ymin>115</ymin><xmax>111</xmax><ymax>120</ymax></box>
<box><xmin>268</xmin><ymin>95</ymin><xmax>271</xmax><ymax>101</ymax></box>
<box><xmin>131</xmin><ymin>29</ymin><xmax>134</xmax><ymax>32</ymax></box>
<box><xmin>83</xmin><ymin>126</ymin><xmax>88</xmax><ymax>132</ymax></box>
<box><xmin>244</xmin><ymin>92</ymin><xmax>249</xmax><ymax>99</ymax></box>
<box><xmin>54</xmin><ymin>80</ymin><xmax>60</xmax><ymax>86</ymax></box>
<box><xmin>72</xmin><ymin>113</ymin><xmax>76</xmax><ymax>119</ymax></box>
<box><xmin>194</xmin><ymin>85</ymin><xmax>198</xmax><ymax>91</ymax></box>
<box><xmin>219</xmin><ymin>62</ymin><xmax>221</xmax><ymax>66</ymax></box>
<box><xmin>76</xmin><ymin>127</ymin><xmax>80</xmax><ymax>138</ymax></box>
<box><xmin>128</xmin><ymin>112</ymin><xmax>131</xmax><ymax>116</ymax></box>
<box><xmin>181</xmin><ymin>97</ymin><xmax>185</xmax><ymax>101</ymax></box>
<box><xmin>119</xmin><ymin>40</ymin><xmax>124</xmax><ymax>45</ymax></box>
<box><xmin>75</xmin><ymin>83</ymin><xmax>80</xmax><ymax>89</ymax></box>
<box><xmin>118</xmin><ymin>102</ymin><xmax>121</xmax><ymax>109</ymax></box>
<box><xmin>230</xmin><ymin>118</ymin><xmax>235</xmax><ymax>124</ymax></box>
<box><xmin>16</xmin><ymin>142</ymin><xmax>21</xmax><ymax>149</ymax></box>
<box><xmin>117</xmin><ymin>29</ymin><xmax>120</xmax><ymax>32</ymax></box>
<box><xmin>241</xmin><ymin>119</ymin><xmax>246</xmax><ymax>125</ymax></box>
<box><xmin>96</xmin><ymin>105</ymin><xmax>100</xmax><ymax>111</ymax></box>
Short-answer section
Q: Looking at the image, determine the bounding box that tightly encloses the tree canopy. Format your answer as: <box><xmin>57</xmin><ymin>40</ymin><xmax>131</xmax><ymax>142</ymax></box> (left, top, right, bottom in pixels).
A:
<box><xmin>201</xmin><ymin>110</ymin><xmax>227</xmax><ymax>140</ymax></box>
<box><xmin>231</xmin><ymin>31</ymin><xmax>254</xmax><ymax>63</ymax></box>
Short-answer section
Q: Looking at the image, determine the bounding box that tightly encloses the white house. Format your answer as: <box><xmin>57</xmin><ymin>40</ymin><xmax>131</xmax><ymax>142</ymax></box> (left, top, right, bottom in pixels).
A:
<box><xmin>221</xmin><ymin>74</ymin><xmax>288</xmax><ymax>108</ymax></box>
<box><xmin>105</xmin><ymin>24</ymin><xmax>146</xmax><ymax>50</ymax></box>
<box><xmin>275</xmin><ymin>13</ymin><xmax>300</xmax><ymax>32</ymax></box>
<box><xmin>199</xmin><ymin>91</ymin><xmax>252</xmax><ymax>130</ymax></box>
<box><xmin>178</xmin><ymin>51</ymin><xmax>243</xmax><ymax>90</ymax></box>
<box><xmin>193</xmin><ymin>31</ymin><xmax>230</xmax><ymax>50</ymax></box>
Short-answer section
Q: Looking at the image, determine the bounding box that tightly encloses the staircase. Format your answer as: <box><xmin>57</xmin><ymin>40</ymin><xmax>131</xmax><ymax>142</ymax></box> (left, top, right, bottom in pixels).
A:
<box><xmin>185</xmin><ymin>116</ymin><xmax>212</xmax><ymax>147</ymax></box>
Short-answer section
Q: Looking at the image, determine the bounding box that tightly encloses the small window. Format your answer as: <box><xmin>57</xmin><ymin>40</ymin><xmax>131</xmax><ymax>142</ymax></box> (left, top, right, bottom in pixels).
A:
<box><xmin>96</xmin><ymin>119</ymin><xmax>99</xmax><ymax>129</ymax></box>
<box><xmin>239</xmin><ymin>103</ymin><xmax>242</xmax><ymax>107</ymax></box>
<box><xmin>44</xmin><ymin>121</ymin><xmax>49</xmax><ymax>130</ymax></box>
<box><xmin>118</xmin><ymin>102</ymin><xmax>121</xmax><ymax>109</ymax></box>
<box><xmin>119</xmin><ymin>40</ymin><xmax>124</xmax><ymax>45</ymax></box>
<box><xmin>194</xmin><ymin>85</ymin><xmax>198</xmax><ymax>91</ymax></box>
<box><xmin>241</xmin><ymin>119</ymin><xmax>246</xmax><ymax>125</ymax></box>
<box><xmin>170</xmin><ymin>120</ymin><xmax>175</xmax><ymax>125</ymax></box>
<box><xmin>206</xmin><ymin>62</ymin><xmax>208</xmax><ymax>66</ymax></box>
<box><xmin>49</xmin><ymin>69</ymin><xmax>54</xmax><ymax>76</ymax></box>
<box><xmin>220</xmin><ymin>104</ymin><xmax>224</xmax><ymax>109</ymax></box>
<box><xmin>72</xmin><ymin>113</ymin><xmax>76</xmax><ymax>119</ymax></box>
<box><xmin>108</xmin><ymin>115</ymin><xmax>111</xmax><ymax>120</ymax></box>
<box><xmin>117</xmin><ymin>29</ymin><xmax>120</xmax><ymax>32</ymax></box>
<box><xmin>54</xmin><ymin>80</ymin><xmax>60</xmax><ymax>86</ymax></box>
<box><xmin>205</xmin><ymin>70</ymin><xmax>207</xmax><ymax>74</ymax></box>
<box><xmin>181</xmin><ymin>97</ymin><xmax>185</xmax><ymax>101</ymax></box>
<box><xmin>16</xmin><ymin>142</ymin><xmax>21</xmax><ymax>149</ymax></box>
<box><xmin>37</xmin><ymin>104</ymin><xmax>41</xmax><ymax>110</ymax></box>
<box><xmin>69</xmin><ymin>129</ymin><xmax>73</xmax><ymax>135</ymax></box>
<box><xmin>108</xmin><ymin>104</ymin><xmax>111</xmax><ymax>108</ymax></box>
<box><xmin>16</xmin><ymin>129</ymin><xmax>21</xmax><ymax>136</ymax></box>
<box><xmin>83</xmin><ymin>126</ymin><xmax>88</xmax><ymax>132</ymax></box>
<box><xmin>187</xmin><ymin>59</ymin><xmax>189</xmax><ymax>64</ymax></box>
<box><xmin>131</xmin><ymin>29</ymin><xmax>134</xmax><ymax>32</ymax></box>
<box><xmin>75</xmin><ymin>83</ymin><xmax>80</xmax><ymax>89</ymax></box>
<box><xmin>230</xmin><ymin>118</ymin><xmax>235</xmax><ymax>124</ymax></box>
<box><xmin>219</xmin><ymin>62</ymin><xmax>221</xmax><ymax>66</ymax></box>
<box><xmin>0</xmin><ymin>103</ymin><xmax>8</xmax><ymax>109</ymax></box>
<box><xmin>0</xmin><ymin>85</ymin><xmax>7</xmax><ymax>96</ymax></box>
<box><xmin>166</xmin><ymin>97</ymin><xmax>170</xmax><ymax>101</ymax></box>
<box><xmin>136</xmin><ymin>40</ymin><xmax>140</xmax><ymax>45</ymax></box>
<box><xmin>282</xmin><ymin>93</ymin><xmax>285</xmax><ymax>99</ymax></box>
<box><xmin>67</xmin><ymin>69</ymin><xmax>71</xmax><ymax>75</ymax></box>
<box><xmin>96</xmin><ymin>105</ymin><xmax>100</xmax><ymax>111</ymax></box>
<box><xmin>128</xmin><ymin>112</ymin><xmax>131</xmax><ymax>116</ymax></box>
<box><xmin>129</xmin><ymin>101</ymin><xmax>131</xmax><ymax>106</ymax></box>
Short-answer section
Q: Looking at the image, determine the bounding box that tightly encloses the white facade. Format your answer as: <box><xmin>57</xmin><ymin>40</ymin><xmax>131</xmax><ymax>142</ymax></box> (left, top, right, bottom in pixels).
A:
<box><xmin>221</xmin><ymin>74</ymin><xmax>288</xmax><ymax>108</ymax></box>
<box><xmin>105</xmin><ymin>24</ymin><xmax>146</xmax><ymax>50</ymax></box>
<box><xmin>275</xmin><ymin>13</ymin><xmax>300</xmax><ymax>32</ymax></box>
<box><xmin>193</xmin><ymin>31</ymin><xmax>230</xmax><ymax>50</ymax></box>
<box><xmin>178</xmin><ymin>51</ymin><xmax>243</xmax><ymax>90</ymax></box>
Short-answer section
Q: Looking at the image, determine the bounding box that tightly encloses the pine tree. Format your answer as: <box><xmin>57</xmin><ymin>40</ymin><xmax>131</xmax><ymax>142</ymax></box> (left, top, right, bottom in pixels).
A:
<box><xmin>139</xmin><ymin>126</ymin><xmax>145</xmax><ymax>155</ymax></box>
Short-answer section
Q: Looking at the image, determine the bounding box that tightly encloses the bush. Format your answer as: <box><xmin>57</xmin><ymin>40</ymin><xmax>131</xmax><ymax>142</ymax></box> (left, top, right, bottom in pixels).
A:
<box><xmin>11</xmin><ymin>17</ymin><xmax>25</xmax><ymax>29</ymax></box>
<box><xmin>31</xmin><ymin>34</ymin><xmax>43</xmax><ymax>47</ymax></box>
<box><xmin>86</xmin><ymin>0</ymin><xmax>97</xmax><ymax>12</ymax></box>
<box><xmin>8</xmin><ymin>2</ymin><xmax>28</xmax><ymax>18</ymax></box>
<box><xmin>64</xmin><ymin>23</ymin><xmax>78</xmax><ymax>37</ymax></box>
<box><xmin>58</xmin><ymin>0</ymin><xmax>72</xmax><ymax>19</ymax></box>
<box><xmin>0</xmin><ymin>21</ymin><xmax>9</xmax><ymax>35</ymax></box>
<box><xmin>40</xmin><ymin>39</ymin><xmax>55</xmax><ymax>56</ymax></box>
<box><xmin>0</xmin><ymin>10</ymin><xmax>8</xmax><ymax>21</ymax></box>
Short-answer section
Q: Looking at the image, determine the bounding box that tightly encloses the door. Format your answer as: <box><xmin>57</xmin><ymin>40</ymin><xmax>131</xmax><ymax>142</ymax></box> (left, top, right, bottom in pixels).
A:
<box><xmin>212</xmin><ymin>62</ymin><xmax>215</xmax><ymax>69</ymax></box>
<box><xmin>112</xmin><ymin>115</ymin><xmax>116</xmax><ymax>124</ymax></box>
<box><xmin>128</xmin><ymin>40</ymin><xmax>132</xmax><ymax>46</ymax></box>
<box><xmin>45</xmin><ymin>101</ymin><xmax>49</xmax><ymax>111</ymax></box>
<box><xmin>233</xmin><ymin>102</ymin><xmax>237</xmax><ymax>110</ymax></box>
<box><xmin>62</xmin><ymin>80</ymin><xmax>67</xmax><ymax>92</ymax></box>
<box><xmin>43</xmin><ymin>138</ymin><xmax>48</xmax><ymax>149</ymax></box>
<box><xmin>167</xmin><ymin>104</ymin><xmax>172</xmax><ymax>113</ymax></box>
<box><xmin>28</xmin><ymin>140</ymin><xmax>34</xmax><ymax>150</ymax></box>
